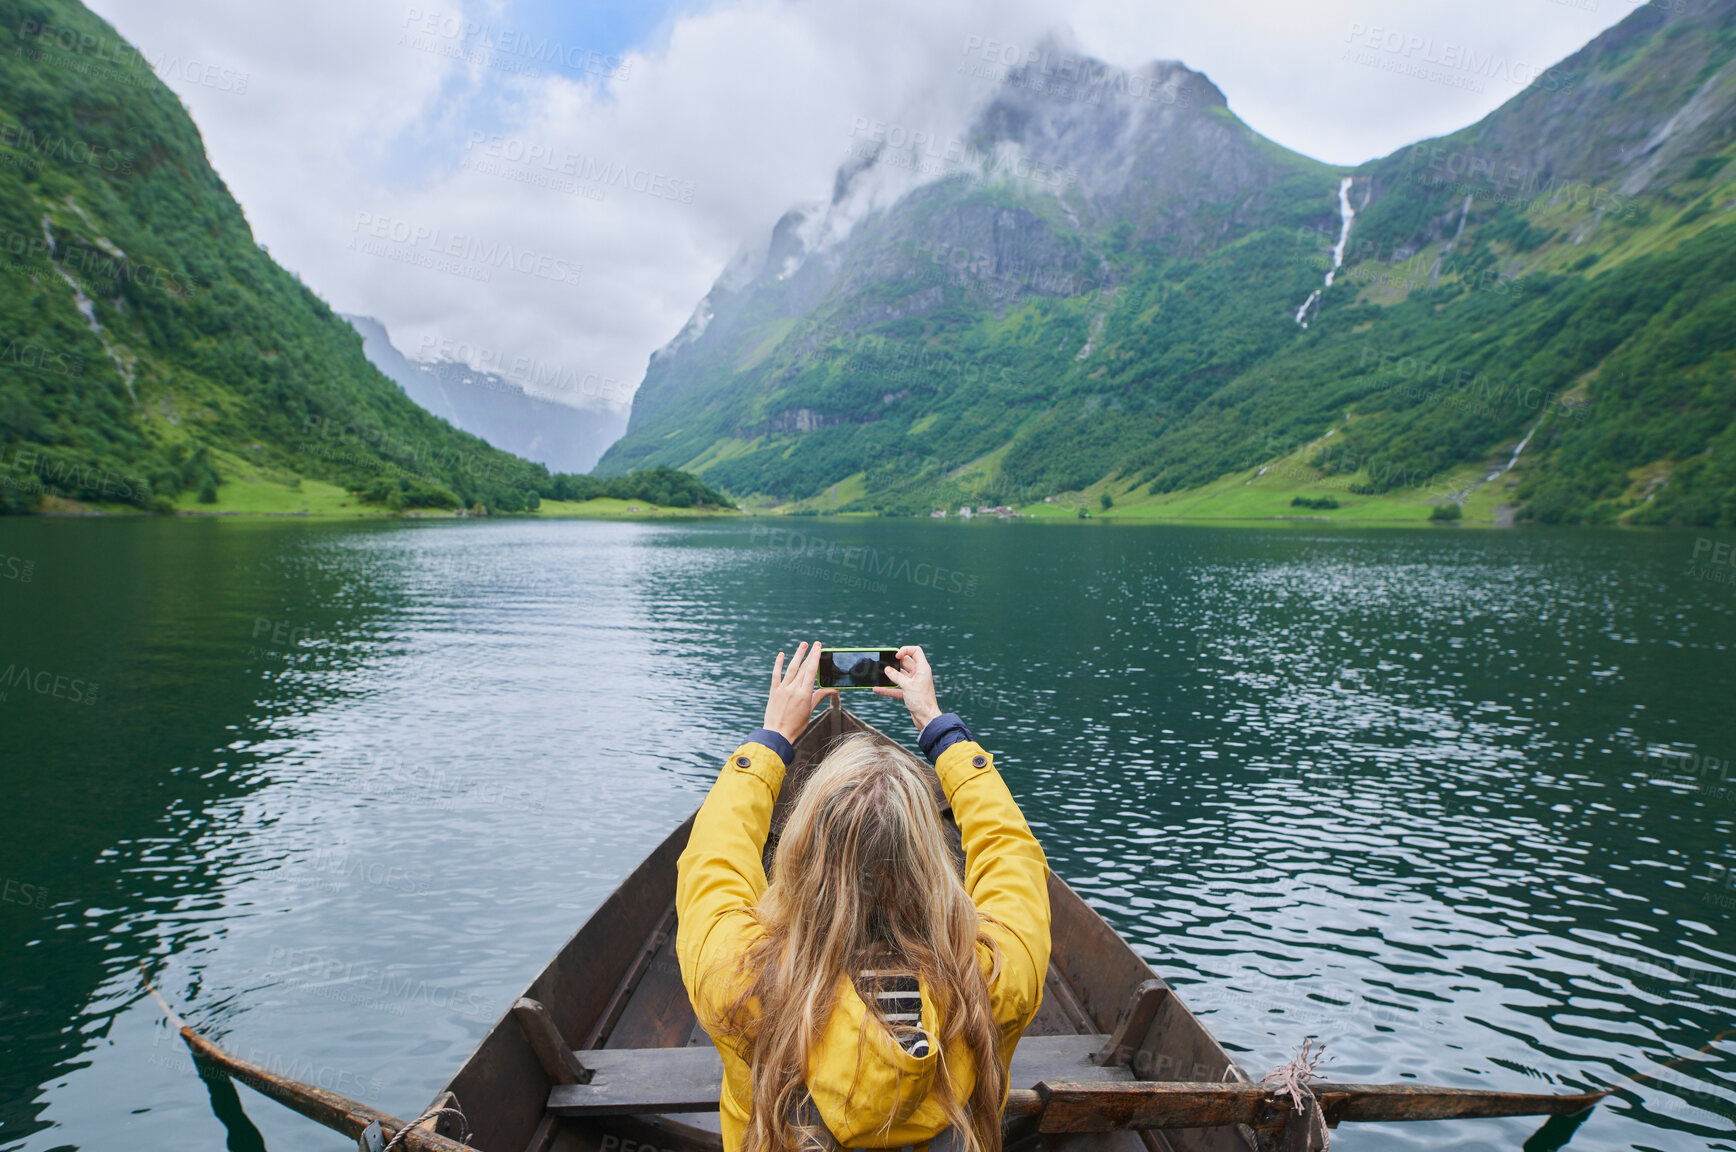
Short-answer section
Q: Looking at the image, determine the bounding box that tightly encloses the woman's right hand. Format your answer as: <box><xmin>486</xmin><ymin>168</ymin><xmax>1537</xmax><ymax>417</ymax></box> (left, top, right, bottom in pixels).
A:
<box><xmin>876</xmin><ymin>645</ymin><xmax>942</xmax><ymax>732</ymax></box>
<box><xmin>764</xmin><ymin>639</ymin><xmax>836</xmax><ymax>744</ymax></box>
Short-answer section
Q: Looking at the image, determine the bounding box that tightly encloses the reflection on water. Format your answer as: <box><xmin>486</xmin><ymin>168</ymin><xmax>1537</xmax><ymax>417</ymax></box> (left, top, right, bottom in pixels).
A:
<box><xmin>0</xmin><ymin>517</ymin><xmax>1732</xmax><ymax>1151</ymax></box>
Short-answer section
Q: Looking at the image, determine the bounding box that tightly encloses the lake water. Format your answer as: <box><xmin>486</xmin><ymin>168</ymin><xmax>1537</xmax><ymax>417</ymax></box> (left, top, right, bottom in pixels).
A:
<box><xmin>1</xmin><ymin>517</ymin><xmax>1733</xmax><ymax>1152</ymax></box>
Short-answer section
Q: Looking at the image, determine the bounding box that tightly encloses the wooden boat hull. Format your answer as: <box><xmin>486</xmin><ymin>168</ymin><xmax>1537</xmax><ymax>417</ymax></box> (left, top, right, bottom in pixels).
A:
<box><xmin>438</xmin><ymin>706</ymin><xmax>1259</xmax><ymax>1152</ymax></box>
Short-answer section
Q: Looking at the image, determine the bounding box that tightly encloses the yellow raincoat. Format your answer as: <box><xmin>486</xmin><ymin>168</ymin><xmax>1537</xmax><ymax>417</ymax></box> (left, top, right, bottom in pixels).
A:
<box><xmin>675</xmin><ymin>736</ymin><xmax>1051</xmax><ymax>1152</ymax></box>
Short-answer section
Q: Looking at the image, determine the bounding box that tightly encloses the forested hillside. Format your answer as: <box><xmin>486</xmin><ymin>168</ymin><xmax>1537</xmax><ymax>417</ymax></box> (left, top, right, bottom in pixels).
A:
<box><xmin>599</xmin><ymin>3</ymin><xmax>1736</xmax><ymax>525</ymax></box>
<box><xmin>0</xmin><ymin>1</ymin><xmax>717</xmax><ymax>515</ymax></box>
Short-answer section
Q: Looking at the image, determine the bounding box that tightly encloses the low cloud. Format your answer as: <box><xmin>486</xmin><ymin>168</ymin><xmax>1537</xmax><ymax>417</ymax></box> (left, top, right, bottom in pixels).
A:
<box><xmin>85</xmin><ymin>0</ymin><xmax>1630</xmax><ymax>421</ymax></box>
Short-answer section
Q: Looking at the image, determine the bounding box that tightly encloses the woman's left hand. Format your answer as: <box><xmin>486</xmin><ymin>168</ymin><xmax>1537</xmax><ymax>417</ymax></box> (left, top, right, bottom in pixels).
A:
<box><xmin>764</xmin><ymin>639</ymin><xmax>838</xmax><ymax>744</ymax></box>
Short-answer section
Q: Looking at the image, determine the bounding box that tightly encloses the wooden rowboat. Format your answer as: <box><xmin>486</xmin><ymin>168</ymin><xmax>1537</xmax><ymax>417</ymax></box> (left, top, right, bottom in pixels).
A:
<box><xmin>437</xmin><ymin>701</ymin><xmax>1268</xmax><ymax>1152</ymax></box>
<box><xmin>422</xmin><ymin>703</ymin><xmax>1601</xmax><ymax>1152</ymax></box>
<box><xmin>165</xmin><ymin>703</ymin><xmax>1606</xmax><ymax>1152</ymax></box>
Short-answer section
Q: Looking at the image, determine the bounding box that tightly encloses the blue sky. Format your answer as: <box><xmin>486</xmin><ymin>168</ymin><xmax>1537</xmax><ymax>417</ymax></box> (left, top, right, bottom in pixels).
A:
<box><xmin>505</xmin><ymin>0</ymin><xmax>694</xmax><ymax>67</ymax></box>
<box><xmin>430</xmin><ymin>0</ymin><xmax>706</xmax><ymax>83</ymax></box>
<box><xmin>379</xmin><ymin>0</ymin><xmax>711</xmax><ymax>184</ymax></box>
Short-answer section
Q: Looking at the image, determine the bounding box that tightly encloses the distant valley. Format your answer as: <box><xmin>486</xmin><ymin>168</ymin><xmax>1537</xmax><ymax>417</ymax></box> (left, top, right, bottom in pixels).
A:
<box><xmin>343</xmin><ymin>315</ymin><xmax>625</xmax><ymax>475</ymax></box>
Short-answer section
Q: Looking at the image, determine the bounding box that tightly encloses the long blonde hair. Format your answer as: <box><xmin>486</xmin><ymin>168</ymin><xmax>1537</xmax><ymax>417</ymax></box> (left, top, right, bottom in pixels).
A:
<box><xmin>716</xmin><ymin>733</ymin><xmax>1004</xmax><ymax>1152</ymax></box>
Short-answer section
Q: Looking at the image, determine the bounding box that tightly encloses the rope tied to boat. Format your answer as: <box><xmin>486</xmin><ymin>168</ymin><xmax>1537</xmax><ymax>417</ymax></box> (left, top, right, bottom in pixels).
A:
<box><xmin>381</xmin><ymin>1091</ymin><xmax>471</xmax><ymax>1152</ymax></box>
<box><xmin>1261</xmin><ymin>1039</ymin><xmax>1331</xmax><ymax>1151</ymax></box>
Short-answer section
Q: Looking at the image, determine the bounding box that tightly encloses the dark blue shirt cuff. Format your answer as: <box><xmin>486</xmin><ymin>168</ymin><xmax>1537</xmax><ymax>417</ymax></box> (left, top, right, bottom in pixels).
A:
<box><xmin>918</xmin><ymin>713</ymin><xmax>974</xmax><ymax>765</ymax></box>
<box><xmin>741</xmin><ymin>728</ymin><xmax>794</xmax><ymax>765</ymax></box>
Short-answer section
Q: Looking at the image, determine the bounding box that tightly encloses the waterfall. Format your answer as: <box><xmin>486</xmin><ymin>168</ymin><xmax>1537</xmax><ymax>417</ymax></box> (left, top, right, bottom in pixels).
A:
<box><xmin>1295</xmin><ymin>176</ymin><xmax>1355</xmax><ymax>327</ymax></box>
<box><xmin>1487</xmin><ymin>417</ymin><xmax>1541</xmax><ymax>482</ymax></box>
<box><xmin>42</xmin><ymin>215</ymin><xmax>100</xmax><ymax>330</ymax></box>
<box><xmin>1429</xmin><ymin>195</ymin><xmax>1473</xmax><ymax>288</ymax></box>
<box><xmin>41</xmin><ymin>214</ymin><xmax>137</xmax><ymax>405</ymax></box>
<box><xmin>1323</xmin><ymin>176</ymin><xmax>1356</xmax><ymax>288</ymax></box>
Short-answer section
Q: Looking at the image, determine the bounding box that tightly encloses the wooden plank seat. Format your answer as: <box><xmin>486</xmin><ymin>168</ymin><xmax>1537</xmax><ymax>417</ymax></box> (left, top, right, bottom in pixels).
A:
<box><xmin>545</xmin><ymin>1033</ymin><xmax>1129</xmax><ymax>1116</ymax></box>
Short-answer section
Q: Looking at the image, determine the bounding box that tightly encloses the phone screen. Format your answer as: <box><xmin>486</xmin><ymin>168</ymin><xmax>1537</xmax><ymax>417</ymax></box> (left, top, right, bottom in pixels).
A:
<box><xmin>818</xmin><ymin>648</ymin><xmax>899</xmax><ymax>689</ymax></box>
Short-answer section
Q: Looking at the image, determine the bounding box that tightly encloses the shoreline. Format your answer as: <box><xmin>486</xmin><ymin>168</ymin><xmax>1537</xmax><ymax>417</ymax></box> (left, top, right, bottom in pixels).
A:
<box><xmin>14</xmin><ymin>497</ymin><xmax>742</xmax><ymax>523</ymax></box>
<box><xmin>8</xmin><ymin>504</ymin><xmax>1708</xmax><ymax>530</ymax></box>
<box><xmin>3</xmin><ymin>471</ymin><xmax>1710</xmax><ymax>532</ymax></box>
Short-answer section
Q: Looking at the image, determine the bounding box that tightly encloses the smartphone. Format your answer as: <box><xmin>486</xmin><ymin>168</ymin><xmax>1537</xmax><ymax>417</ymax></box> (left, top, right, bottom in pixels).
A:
<box><xmin>817</xmin><ymin>647</ymin><xmax>901</xmax><ymax>689</ymax></box>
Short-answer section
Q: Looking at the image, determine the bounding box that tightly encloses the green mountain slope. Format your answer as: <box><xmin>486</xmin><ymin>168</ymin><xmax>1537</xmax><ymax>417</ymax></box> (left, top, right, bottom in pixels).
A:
<box><xmin>600</xmin><ymin>6</ymin><xmax>1736</xmax><ymax>526</ymax></box>
<box><xmin>0</xmin><ymin>0</ymin><xmax>652</xmax><ymax>515</ymax></box>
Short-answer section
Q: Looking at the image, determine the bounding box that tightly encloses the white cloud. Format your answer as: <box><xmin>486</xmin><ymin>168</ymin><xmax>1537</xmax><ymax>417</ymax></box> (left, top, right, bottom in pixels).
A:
<box><xmin>84</xmin><ymin>0</ymin><xmax>1631</xmax><ymax>424</ymax></box>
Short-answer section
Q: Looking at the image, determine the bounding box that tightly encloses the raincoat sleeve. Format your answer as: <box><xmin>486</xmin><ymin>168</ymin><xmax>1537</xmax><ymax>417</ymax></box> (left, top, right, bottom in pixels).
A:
<box><xmin>675</xmin><ymin>735</ymin><xmax>787</xmax><ymax>1036</ymax></box>
<box><xmin>933</xmin><ymin>741</ymin><xmax>1051</xmax><ymax>1030</ymax></box>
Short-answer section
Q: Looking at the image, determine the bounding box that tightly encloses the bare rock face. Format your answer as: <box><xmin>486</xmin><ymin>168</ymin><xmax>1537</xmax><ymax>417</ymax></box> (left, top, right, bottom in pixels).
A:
<box><xmin>605</xmin><ymin>46</ymin><xmax>1332</xmax><ymax>479</ymax></box>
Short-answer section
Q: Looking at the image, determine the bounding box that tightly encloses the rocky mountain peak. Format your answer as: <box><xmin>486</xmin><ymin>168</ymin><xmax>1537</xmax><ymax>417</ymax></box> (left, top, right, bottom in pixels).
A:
<box><xmin>646</xmin><ymin>37</ymin><xmax>1292</xmax><ymax>381</ymax></box>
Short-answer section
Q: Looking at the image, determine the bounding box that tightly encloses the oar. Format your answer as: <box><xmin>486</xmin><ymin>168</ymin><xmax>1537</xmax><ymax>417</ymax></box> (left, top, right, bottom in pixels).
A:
<box><xmin>1004</xmin><ymin>1080</ymin><xmax>1607</xmax><ymax>1134</ymax></box>
<box><xmin>147</xmin><ymin>983</ymin><xmax>479</xmax><ymax>1152</ymax></box>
